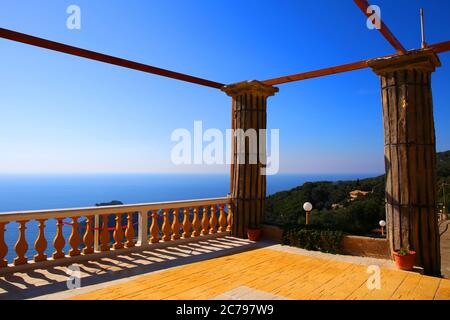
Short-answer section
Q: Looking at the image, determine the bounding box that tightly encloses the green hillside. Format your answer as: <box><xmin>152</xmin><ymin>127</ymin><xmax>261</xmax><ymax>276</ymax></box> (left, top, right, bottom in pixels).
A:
<box><xmin>265</xmin><ymin>150</ymin><xmax>450</xmax><ymax>236</ymax></box>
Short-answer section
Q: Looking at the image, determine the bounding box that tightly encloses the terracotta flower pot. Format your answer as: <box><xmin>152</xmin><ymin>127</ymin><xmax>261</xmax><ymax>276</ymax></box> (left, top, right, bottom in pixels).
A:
<box><xmin>393</xmin><ymin>250</ymin><xmax>416</xmax><ymax>271</ymax></box>
<box><xmin>247</xmin><ymin>228</ymin><xmax>261</xmax><ymax>241</ymax></box>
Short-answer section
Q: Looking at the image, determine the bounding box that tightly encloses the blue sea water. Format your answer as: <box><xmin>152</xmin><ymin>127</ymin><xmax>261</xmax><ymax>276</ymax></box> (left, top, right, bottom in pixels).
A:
<box><xmin>0</xmin><ymin>173</ymin><xmax>378</xmax><ymax>262</ymax></box>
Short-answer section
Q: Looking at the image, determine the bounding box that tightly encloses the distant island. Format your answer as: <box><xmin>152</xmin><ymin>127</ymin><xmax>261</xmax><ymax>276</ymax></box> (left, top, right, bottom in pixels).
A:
<box><xmin>96</xmin><ymin>200</ymin><xmax>124</xmax><ymax>207</ymax></box>
<box><xmin>265</xmin><ymin>150</ymin><xmax>450</xmax><ymax>236</ymax></box>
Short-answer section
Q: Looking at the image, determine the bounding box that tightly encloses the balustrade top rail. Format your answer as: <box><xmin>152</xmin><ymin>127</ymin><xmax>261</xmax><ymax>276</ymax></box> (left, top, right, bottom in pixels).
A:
<box><xmin>0</xmin><ymin>197</ymin><xmax>231</xmax><ymax>222</ymax></box>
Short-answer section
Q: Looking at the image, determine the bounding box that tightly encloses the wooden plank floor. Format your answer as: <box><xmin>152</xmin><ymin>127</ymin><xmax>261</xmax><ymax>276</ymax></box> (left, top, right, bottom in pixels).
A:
<box><xmin>72</xmin><ymin>247</ymin><xmax>450</xmax><ymax>300</ymax></box>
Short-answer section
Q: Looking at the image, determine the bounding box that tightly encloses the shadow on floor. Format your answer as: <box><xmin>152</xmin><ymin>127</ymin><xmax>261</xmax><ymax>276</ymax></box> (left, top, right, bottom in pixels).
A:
<box><xmin>0</xmin><ymin>237</ymin><xmax>269</xmax><ymax>300</ymax></box>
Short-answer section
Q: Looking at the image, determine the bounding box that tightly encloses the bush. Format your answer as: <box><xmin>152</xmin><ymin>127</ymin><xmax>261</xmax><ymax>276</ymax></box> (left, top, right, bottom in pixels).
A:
<box><xmin>283</xmin><ymin>224</ymin><xmax>344</xmax><ymax>254</ymax></box>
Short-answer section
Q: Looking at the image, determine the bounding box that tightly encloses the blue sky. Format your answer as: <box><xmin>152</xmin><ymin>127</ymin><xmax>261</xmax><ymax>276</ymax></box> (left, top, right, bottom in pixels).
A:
<box><xmin>0</xmin><ymin>0</ymin><xmax>449</xmax><ymax>174</ymax></box>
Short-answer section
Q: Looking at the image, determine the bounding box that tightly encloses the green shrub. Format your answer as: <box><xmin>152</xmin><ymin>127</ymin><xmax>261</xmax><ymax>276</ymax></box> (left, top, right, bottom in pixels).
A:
<box><xmin>283</xmin><ymin>224</ymin><xmax>343</xmax><ymax>254</ymax></box>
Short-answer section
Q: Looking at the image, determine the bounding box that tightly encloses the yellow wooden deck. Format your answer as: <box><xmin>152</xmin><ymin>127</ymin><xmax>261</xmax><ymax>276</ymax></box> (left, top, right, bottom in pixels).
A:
<box><xmin>72</xmin><ymin>247</ymin><xmax>450</xmax><ymax>300</ymax></box>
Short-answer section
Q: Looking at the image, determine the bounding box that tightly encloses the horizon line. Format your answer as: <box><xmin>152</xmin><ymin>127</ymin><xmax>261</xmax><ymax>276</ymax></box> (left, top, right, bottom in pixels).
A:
<box><xmin>0</xmin><ymin>171</ymin><xmax>384</xmax><ymax>176</ymax></box>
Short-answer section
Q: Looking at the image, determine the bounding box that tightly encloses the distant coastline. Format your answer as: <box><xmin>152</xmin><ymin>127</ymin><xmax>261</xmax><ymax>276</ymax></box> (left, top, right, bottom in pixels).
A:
<box><xmin>0</xmin><ymin>173</ymin><xmax>381</xmax><ymax>213</ymax></box>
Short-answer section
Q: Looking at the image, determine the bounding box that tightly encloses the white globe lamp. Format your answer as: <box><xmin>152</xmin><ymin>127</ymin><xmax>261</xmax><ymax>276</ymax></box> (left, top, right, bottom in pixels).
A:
<box><xmin>303</xmin><ymin>202</ymin><xmax>313</xmax><ymax>225</ymax></box>
<box><xmin>379</xmin><ymin>220</ymin><xmax>386</xmax><ymax>236</ymax></box>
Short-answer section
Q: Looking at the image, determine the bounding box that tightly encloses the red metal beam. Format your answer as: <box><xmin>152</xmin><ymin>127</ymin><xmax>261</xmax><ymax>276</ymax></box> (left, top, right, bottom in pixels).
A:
<box><xmin>0</xmin><ymin>28</ymin><xmax>224</xmax><ymax>89</ymax></box>
<box><xmin>429</xmin><ymin>40</ymin><xmax>450</xmax><ymax>54</ymax></box>
<box><xmin>1</xmin><ymin>28</ymin><xmax>449</xmax><ymax>89</ymax></box>
<box><xmin>353</xmin><ymin>0</ymin><xmax>407</xmax><ymax>54</ymax></box>
<box><xmin>263</xmin><ymin>60</ymin><xmax>369</xmax><ymax>85</ymax></box>
<box><xmin>262</xmin><ymin>40</ymin><xmax>450</xmax><ymax>86</ymax></box>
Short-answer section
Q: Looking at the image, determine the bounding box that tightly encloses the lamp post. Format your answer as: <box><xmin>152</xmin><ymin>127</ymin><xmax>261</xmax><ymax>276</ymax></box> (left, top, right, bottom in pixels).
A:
<box><xmin>303</xmin><ymin>202</ymin><xmax>313</xmax><ymax>225</ymax></box>
<box><xmin>443</xmin><ymin>182</ymin><xmax>448</xmax><ymax>221</ymax></box>
<box><xmin>379</xmin><ymin>220</ymin><xmax>386</xmax><ymax>236</ymax></box>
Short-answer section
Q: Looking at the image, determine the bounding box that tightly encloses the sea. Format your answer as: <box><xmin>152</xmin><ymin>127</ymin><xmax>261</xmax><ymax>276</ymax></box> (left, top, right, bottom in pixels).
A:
<box><xmin>0</xmin><ymin>173</ymin><xmax>378</xmax><ymax>262</ymax></box>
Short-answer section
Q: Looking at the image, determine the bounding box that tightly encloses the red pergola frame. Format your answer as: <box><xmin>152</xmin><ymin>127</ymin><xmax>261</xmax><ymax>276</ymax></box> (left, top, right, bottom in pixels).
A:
<box><xmin>0</xmin><ymin>1</ymin><xmax>449</xmax><ymax>89</ymax></box>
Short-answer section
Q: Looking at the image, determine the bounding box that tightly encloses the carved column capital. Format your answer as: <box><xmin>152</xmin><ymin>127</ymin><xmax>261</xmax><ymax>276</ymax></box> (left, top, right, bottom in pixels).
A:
<box><xmin>368</xmin><ymin>49</ymin><xmax>441</xmax><ymax>75</ymax></box>
<box><xmin>221</xmin><ymin>80</ymin><xmax>278</xmax><ymax>98</ymax></box>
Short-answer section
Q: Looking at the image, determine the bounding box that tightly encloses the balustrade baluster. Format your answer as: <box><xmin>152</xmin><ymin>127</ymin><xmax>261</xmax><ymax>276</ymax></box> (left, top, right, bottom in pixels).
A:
<box><xmin>113</xmin><ymin>214</ymin><xmax>124</xmax><ymax>249</ymax></box>
<box><xmin>125</xmin><ymin>213</ymin><xmax>135</xmax><ymax>248</ymax></box>
<box><xmin>83</xmin><ymin>216</ymin><xmax>94</xmax><ymax>254</ymax></box>
<box><xmin>227</xmin><ymin>204</ymin><xmax>233</xmax><ymax>232</ymax></box>
<box><xmin>100</xmin><ymin>214</ymin><xmax>110</xmax><ymax>251</ymax></box>
<box><xmin>14</xmin><ymin>221</ymin><xmax>29</xmax><ymax>265</ymax></box>
<box><xmin>201</xmin><ymin>206</ymin><xmax>209</xmax><ymax>235</ymax></box>
<box><xmin>171</xmin><ymin>209</ymin><xmax>181</xmax><ymax>240</ymax></box>
<box><xmin>182</xmin><ymin>208</ymin><xmax>192</xmax><ymax>238</ymax></box>
<box><xmin>0</xmin><ymin>222</ymin><xmax>9</xmax><ymax>267</ymax></box>
<box><xmin>68</xmin><ymin>217</ymin><xmax>81</xmax><ymax>256</ymax></box>
<box><xmin>150</xmin><ymin>211</ymin><xmax>159</xmax><ymax>243</ymax></box>
<box><xmin>34</xmin><ymin>219</ymin><xmax>47</xmax><ymax>262</ymax></box>
<box><xmin>192</xmin><ymin>207</ymin><xmax>201</xmax><ymax>237</ymax></box>
<box><xmin>52</xmin><ymin>218</ymin><xmax>65</xmax><ymax>259</ymax></box>
<box><xmin>209</xmin><ymin>205</ymin><xmax>218</xmax><ymax>234</ymax></box>
<box><xmin>218</xmin><ymin>204</ymin><xmax>227</xmax><ymax>232</ymax></box>
<box><xmin>162</xmin><ymin>209</ymin><xmax>171</xmax><ymax>241</ymax></box>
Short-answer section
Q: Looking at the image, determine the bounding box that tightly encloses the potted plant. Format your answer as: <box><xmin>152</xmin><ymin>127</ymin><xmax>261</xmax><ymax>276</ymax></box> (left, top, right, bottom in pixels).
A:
<box><xmin>247</xmin><ymin>225</ymin><xmax>261</xmax><ymax>241</ymax></box>
<box><xmin>393</xmin><ymin>246</ymin><xmax>416</xmax><ymax>271</ymax></box>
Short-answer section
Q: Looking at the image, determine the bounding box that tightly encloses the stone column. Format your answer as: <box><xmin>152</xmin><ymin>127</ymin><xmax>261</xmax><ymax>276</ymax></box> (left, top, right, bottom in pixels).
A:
<box><xmin>222</xmin><ymin>81</ymin><xmax>278</xmax><ymax>238</ymax></box>
<box><xmin>368</xmin><ymin>49</ymin><xmax>441</xmax><ymax>276</ymax></box>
